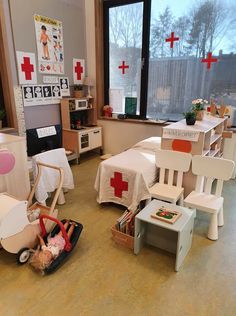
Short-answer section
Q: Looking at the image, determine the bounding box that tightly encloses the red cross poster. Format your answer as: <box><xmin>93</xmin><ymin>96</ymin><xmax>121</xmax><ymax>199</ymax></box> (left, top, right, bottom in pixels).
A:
<box><xmin>16</xmin><ymin>51</ymin><xmax>37</xmax><ymax>85</ymax></box>
<box><xmin>34</xmin><ymin>14</ymin><xmax>64</xmax><ymax>75</ymax></box>
<box><xmin>73</xmin><ymin>58</ymin><xmax>85</xmax><ymax>84</ymax></box>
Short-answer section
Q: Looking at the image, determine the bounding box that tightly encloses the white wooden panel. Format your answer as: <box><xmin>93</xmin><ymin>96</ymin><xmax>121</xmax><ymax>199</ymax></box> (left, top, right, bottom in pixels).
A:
<box><xmin>155</xmin><ymin>149</ymin><xmax>191</xmax><ymax>172</ymax></box>
<box><xmin>192</xmin><ymin>155</ymin><xmax>235</xmax><ymax>180</ymax></box>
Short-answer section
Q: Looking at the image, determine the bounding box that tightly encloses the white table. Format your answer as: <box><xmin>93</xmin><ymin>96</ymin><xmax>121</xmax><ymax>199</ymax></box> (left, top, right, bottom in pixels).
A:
<box><xmin>134</xmin><ymin>200</ymin><xmax>195</xmax><ymax>271</ymax></box>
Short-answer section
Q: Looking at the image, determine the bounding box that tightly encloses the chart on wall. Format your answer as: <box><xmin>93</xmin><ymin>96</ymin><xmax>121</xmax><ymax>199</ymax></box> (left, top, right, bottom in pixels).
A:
<box><xmin>34</xmin><ymin>14</ymin><xmax>64</xmax><ymax>75</ymax></box>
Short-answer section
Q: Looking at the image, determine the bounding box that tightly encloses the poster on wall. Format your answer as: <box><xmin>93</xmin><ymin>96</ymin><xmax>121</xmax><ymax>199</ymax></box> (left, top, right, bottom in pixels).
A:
<box><xmin>73</xmin><ymin>58</ymin><xmax>85</xmax><ymax>84</ymax></box>
<box><xmin>34</xmin><ymin>14</ymin><xmax>64</xmax><ymax>75</ymax></box>
<box><xmin>22</xmin><ymin>84</ymin><xmax>62</xmax><ymax>106</ymax></box>
<box><xmin>16</xmin><ymin>51</ymin><xmax>37</xmax><ymax>85</ymax></box>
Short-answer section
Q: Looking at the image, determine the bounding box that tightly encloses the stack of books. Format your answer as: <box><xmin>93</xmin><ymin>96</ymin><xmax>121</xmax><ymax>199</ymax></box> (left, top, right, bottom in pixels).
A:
<box><xmin>115</xmin><ymin>209</ymin><xmax>139</xmax><ymax>236</ymax></box>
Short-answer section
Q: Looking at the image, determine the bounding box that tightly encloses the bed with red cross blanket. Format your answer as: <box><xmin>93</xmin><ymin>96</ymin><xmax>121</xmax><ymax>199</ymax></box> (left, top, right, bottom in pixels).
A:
<box><xmin>94</xmin><ymin>137</ymin><xmax>161</xmax><ymax>211</ymax></box>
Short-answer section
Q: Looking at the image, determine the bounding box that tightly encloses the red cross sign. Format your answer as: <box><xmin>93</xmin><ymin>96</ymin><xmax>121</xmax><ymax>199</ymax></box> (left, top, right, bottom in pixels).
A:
<box><xmin>110</xmin><ymin>172</ymin><xmax>128</xmax><ymax>198</ymax></box>
<box><xmin>201</xmin><ymin>52</ymin><xmax>218</xmax><ymax>70</ymax></box>
<box><xmin>165</xmin><ymin>32</ymin><xmax>179</xmax><ymax>49</ymax></box>
<box><xmin>75</xmin><ymin>62</ymin><xmax>84</xmax><ymax>80</ymax></box>
<box><xmin>21</xmin><ymin>57</ymin><xmax>34</xmax><ymax>80</ymax></box>
<box><xmin>118</xmin><ymin>61</ymin><xmax>129</xmax><ymax>75</ymax></box>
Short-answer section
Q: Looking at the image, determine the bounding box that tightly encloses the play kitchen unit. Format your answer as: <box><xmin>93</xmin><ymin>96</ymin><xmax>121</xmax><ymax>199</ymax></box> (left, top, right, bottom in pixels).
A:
<box><xmin>60</xmin><ymin>97</ymin><xmax>102</xmax><ymax>163</ymax></box>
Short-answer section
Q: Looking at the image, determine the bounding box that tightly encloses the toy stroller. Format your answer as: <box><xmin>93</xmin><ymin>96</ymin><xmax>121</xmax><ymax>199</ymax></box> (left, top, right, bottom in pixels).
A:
<box><xmin>0</xmin><ymin>162</ymin><xmax>64</xmax><ymax>263</ymax></box>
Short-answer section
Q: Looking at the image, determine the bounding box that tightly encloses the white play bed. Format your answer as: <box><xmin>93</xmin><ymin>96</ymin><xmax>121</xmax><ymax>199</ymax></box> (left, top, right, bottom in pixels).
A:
<box><xmin>94</xmin><ymin>137</ymin><xmax>161</xmax><ymax>211</ymax></box>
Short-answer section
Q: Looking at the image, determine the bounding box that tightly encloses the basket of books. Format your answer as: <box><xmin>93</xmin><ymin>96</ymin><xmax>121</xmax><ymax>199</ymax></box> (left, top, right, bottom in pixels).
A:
<box><xmin>111</xmin><ymin>209</ymin><xmax>139</xmax><ymax>250</ymax></box>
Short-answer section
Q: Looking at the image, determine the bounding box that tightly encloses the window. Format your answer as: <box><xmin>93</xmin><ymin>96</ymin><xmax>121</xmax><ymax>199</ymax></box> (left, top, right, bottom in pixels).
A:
<box><xmin>104</xmin><ymin>0</ymin><xmax>236</xmax><ymax>124</ymax></box>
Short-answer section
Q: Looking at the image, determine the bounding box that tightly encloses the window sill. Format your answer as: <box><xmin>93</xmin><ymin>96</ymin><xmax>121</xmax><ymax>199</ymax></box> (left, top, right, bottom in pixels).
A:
<box><xmin>0</xmin><ymin>127</ymin><xmax>18</xmax><ymax>134</ymax></box>
<box><xmin>98</xmin><ymin>116</ymin><xmax>170</xmax><ymax>126</ymax></box>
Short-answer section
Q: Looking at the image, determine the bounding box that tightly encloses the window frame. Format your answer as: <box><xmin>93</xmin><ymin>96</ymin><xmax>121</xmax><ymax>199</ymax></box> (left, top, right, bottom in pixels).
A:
<box><xmin>103</xmin><ymin>0</ymin><xmax>151</xmax><ymax>120</ymax></box>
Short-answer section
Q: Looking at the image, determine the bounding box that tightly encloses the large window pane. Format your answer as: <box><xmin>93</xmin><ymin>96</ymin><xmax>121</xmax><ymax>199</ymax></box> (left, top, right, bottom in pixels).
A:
<box><xmin>108</xmin><ymin>2</ymin><xmax>143</xmax><ymax>115</ymax></box>
<box><xmin>147</xmin><ymin>0</ymin><xmax>236</xmax><ymax>122</ymax></box>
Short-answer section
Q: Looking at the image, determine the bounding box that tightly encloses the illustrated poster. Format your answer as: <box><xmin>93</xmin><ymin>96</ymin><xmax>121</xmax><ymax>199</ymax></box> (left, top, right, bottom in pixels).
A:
<box><xmin>34</xmin><ymin>14</ymin><xmax>64</xmax><ymax>75</ymax></box>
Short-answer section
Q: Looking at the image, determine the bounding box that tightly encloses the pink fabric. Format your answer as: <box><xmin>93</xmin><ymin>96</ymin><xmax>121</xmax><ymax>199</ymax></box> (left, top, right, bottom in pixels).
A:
<box><xmin>48</xmin><ymin>235</ymin><xmax>65</xmax><ymax>252</ymax></box>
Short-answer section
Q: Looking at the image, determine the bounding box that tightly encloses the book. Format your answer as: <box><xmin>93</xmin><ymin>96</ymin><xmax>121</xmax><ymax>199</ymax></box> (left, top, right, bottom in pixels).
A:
<box><xmin>151</xmin><ymin>206</ymin><xmax>182</xmax><ymax>224</ymax></box>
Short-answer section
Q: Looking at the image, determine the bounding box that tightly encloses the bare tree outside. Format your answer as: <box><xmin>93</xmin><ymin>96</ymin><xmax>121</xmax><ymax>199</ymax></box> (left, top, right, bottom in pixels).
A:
<box><xmin>108</xmin><ymin>0</ymin><xmax>236</xmax><ymax>121</ymax></box>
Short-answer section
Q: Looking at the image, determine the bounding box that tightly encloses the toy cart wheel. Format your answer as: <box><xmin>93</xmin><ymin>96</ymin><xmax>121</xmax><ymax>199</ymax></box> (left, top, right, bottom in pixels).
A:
<box><xmin>17</xmin><ymin>248</ymin><xmax>30</xmax><ymax>264</ymax></box>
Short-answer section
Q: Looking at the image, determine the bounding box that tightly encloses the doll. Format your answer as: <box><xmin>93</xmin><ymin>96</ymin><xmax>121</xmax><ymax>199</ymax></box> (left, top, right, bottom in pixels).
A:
<box><xmin>30</xmin><ymin>221</ymin><xmax>76</xmax><ymax>272</ymax></box>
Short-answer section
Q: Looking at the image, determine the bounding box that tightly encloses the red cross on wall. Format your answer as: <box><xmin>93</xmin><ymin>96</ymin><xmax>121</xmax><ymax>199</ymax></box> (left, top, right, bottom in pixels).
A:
<box><xmin>21</xmin><ymin>57</ymin><xmax>34</xmax><ymax>80</ymax></box>
<box><xmin>165</xmin><ymin>32</ymin><xmax>179</xmax><ymax>49</ymax></box>
<box><xmin>201</xmin><ymin>52</ymin><xmax>218</xmax><ymax>70</ymax></box>
<box><xmin>75</xmin><ymin>62</ymin><xmax>84</xmax><ymax>80</ymax></box>
<box><xmin>110</xmin><ymin>172</ymin><xmax>128</xmax><ymax>198</ymax></box>
<box><xmin>118</xmin><ymin>61</ymin><xmax>129</xmax><ymax>75</ymax></box>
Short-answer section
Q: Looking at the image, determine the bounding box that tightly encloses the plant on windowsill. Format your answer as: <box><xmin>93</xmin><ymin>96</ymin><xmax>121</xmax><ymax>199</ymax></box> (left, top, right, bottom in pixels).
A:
<box><xmin>183</xmin><ymin>111</ymin><xmax>196</xmax><ymax>126</ymax></box>
<box><xmin>192</xmin><ymin>98</ymin><xmax>208</xmax><ymax>121</ymax></box>
<box><xmin>74</xmin><ymin>84</ymin><xmax>84</xmax><ymax>98</ymax></box>
<box><xmin>0</xmin><ymin>109</ymin><xmax>6</xmax><ymax>129</ymax></box>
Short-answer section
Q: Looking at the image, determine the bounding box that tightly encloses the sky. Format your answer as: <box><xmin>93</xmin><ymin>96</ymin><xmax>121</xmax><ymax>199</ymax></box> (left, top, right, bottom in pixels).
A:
<box><xmin>151</xmin><ymin>0</ymin><xmax>236</xmax><ymax>53</ymax></box>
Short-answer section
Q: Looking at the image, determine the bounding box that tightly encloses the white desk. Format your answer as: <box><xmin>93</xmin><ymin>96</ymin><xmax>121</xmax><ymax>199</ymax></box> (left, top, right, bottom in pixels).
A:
<box><xmin>134</xmin><ymin>200</ymin><xmax>195</xmax><ymax>271</ymax></box>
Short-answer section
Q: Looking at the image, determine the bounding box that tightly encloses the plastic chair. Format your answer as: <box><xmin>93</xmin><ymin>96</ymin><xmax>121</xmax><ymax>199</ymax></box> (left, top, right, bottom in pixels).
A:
<box><xmin>184</xmin><ymin>155</ymin><xmax>235</xmax><ymax>240</ymax></box>
<box><xmin>149</xmin><ymin>149</ymin><xmax>192</xmax><ymax>205</ymax></box>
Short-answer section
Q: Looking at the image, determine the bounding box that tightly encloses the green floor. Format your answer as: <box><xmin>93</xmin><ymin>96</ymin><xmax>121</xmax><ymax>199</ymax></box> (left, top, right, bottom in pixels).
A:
<box><xmin>0</xmin><ymin>154</ymin><xmax>236</xmax><ymax>316</ymax></box>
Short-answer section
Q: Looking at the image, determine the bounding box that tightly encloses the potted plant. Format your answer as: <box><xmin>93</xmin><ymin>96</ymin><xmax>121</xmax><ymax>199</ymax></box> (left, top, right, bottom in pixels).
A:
<box><xmin>0</xmin><ymin>109</ymin><xmax>6</xmax><ymax>129</ymax></box>
<box><xmin>192</xmin><ymin>99</ymin><xmax>208</xmax><ymax>120</ymax></box>
<box><xmin>183</xmin><ymin>111</ymin><xmax>196</xmax><ymax>125</ymax></box>
<box><xmin>74</xmin><ymin>84</ymin><xmax>84</xmax><ymax>98</ymax></box>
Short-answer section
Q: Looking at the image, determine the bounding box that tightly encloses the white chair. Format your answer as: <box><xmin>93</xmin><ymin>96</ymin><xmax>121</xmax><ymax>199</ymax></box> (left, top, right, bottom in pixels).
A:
<box><xmin>184</xmin><ymin>155</ymin><xmax>235</xmax><ymax>240</ymax></box>
<box><xmin>149</xmin><ymin>149</ymin><xmax>192</xmax><ymax>205</ymax></box>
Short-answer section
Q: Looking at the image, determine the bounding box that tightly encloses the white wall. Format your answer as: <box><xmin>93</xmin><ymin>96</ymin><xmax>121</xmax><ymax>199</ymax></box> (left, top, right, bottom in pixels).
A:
<box><xmin>98</xmin><ymin>119</ymin><xmax>163</xmax><ymax>154</ymax></box>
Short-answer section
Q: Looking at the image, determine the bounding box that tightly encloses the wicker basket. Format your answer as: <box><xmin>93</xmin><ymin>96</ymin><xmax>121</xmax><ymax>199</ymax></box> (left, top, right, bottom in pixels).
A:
<box><xmin>74</xmin><ymin>90</ymin><xmax>84</xmax><ymax>98</ymax></box>
<box><xmin>111</xmin><ymin>226</ymin><xmax>134</xmax><ymax>250</ymax></box>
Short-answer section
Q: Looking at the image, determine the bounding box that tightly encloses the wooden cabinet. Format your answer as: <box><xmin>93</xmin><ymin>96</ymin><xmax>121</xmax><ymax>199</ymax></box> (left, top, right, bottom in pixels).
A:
<box><xmin>0</xmin><ymin>133</ymin><xmax>30</xmax><ymax>200</ymax></box>
<box><xmin>60</xmin><ymin>98</ymin><xmax>102</xmax><ymax>162</ymax></box>
<box><xmin>161</xmin><ymin>116</ymin><xmax>228</xmax><ymax>195</ymax></box>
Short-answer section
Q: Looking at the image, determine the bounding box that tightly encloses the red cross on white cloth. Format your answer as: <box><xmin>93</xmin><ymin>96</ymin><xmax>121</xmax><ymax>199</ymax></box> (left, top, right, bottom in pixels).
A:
<box><xmin>73</xmin><ymin>58</ymin><xmax>85</xmax><ymax>84</ymax></box>
<box><xmin>110</xmin><ymin>172</ymin><xmax>128</xmax><ymax>198</ymax></box>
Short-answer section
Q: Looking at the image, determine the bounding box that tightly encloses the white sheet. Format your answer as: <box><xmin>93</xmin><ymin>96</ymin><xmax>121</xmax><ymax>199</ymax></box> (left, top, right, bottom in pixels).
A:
<box><xmin>95</xmin><ymin>146</ymin><xmax>158</xmax><ymax>211</ymax></box>
<box><xmin>32</xmin><ymin>148</ymin><xmax>74</xmax><ymax>203</ymax></box>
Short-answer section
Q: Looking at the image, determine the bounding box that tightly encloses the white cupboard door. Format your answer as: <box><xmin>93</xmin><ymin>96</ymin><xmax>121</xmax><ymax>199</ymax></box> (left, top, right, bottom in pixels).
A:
<box><xmin>90</xmin><ymin>129</ymin><xmax>102</xmax><ymax>149</ymax></box>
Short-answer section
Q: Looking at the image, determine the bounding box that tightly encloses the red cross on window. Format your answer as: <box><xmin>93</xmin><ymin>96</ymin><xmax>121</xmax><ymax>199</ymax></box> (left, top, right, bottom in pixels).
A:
<box><xmin>165</xmin><ymin>32</ymin><xmax>179</xmax><ymax>49</ymax></box>
<box><xmin>201</xmin><ymin>52</ymin><xmax>218</xmax><ymax>70</ymax></box>
<box><xmin>110</xmin><ymin>172</ymin><xmax>128</xmax><ymax>198</ymax></box>
<box><xmin>118</xmin><ymin>61</ymin><xmax>129</xmax><ymax>75</ymax></box>
<box><xmin>21</xmin><ymin>57</ymin><xmax>34</xmax><ymax>80</ymax></box>
<box><xmin>75</xmin><ymin>62</ymin><xmax>84</xmax><ymax>80</ymax></box>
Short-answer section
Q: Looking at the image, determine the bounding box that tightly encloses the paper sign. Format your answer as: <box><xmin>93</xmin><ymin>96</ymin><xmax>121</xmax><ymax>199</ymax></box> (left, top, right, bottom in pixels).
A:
<box><xmin>36</xmin><ymin>126</ymin><xmax>57</xmax><ymax>138</ymax></box>
<box><xmin>73</xmin><ymin>58</ymin><xmax>85</xmax><ymax>84</ymax></box>
<box><xmin>162</xmin><ymin>128</ymin><xmax>200</xmax><ymax>142</ymax></box>
<box><xmin>43</xmin><ymin>76</ymin><xmax>59</xmax><ymax>84</ymax></box>
<box><xmin>59</xmin><ymin>77</ymin><xmax>70</xmax><ymax>96</ymax></box>
<box><xmin>16</xmin><ymin>51</ymin><xmax>37</xmax><ymax>85</ymax></box>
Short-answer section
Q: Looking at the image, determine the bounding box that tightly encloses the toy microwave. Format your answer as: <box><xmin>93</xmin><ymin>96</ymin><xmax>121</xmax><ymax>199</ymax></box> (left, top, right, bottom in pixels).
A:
<box><xmin>75</xmin><ymin>99</ymin><xmax>88</xmax><ymax>110</ymax></box>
